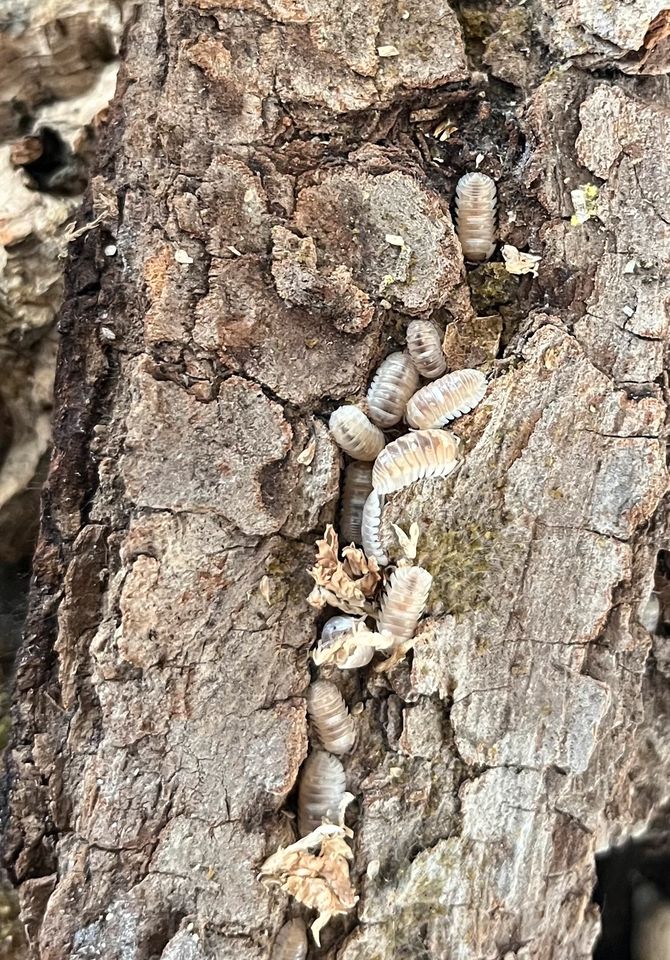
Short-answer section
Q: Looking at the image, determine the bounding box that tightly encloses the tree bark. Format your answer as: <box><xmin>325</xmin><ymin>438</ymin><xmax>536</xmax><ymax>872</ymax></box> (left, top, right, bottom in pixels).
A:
<box><xmin>5</xmin><ymin>1</ymin><xmax>670</xmax><ymax>959</ymax></box>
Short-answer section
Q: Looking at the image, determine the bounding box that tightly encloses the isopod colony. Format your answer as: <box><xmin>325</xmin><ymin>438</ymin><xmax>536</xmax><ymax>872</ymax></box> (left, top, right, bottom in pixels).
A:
<box><xmin>264</xmin><ymin>172</ymin><xmax>496</xmax><ymax>955</ymax></box>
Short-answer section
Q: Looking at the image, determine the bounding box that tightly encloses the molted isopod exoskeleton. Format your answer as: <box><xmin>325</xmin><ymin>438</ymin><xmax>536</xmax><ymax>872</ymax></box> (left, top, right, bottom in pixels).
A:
<box><xmin>406</xmin><ymin>319</ymin><xmax>447</xmax><ymax>379</ymax></box>
<box><xmin>366</xmin><ymin>352</ymin><xmax>420</xmax><ymax>428</ymax></box>
<box><xmin>405</xmin><ymin>369</ymin><xmax>487</xmax><ymax>429</ymax></box>
<box><xmin>455</xmin><ymin>171</ymin><xmax>497</xmax><ymax>262</ymax></box>
<box><xmin>329</xmin><ymin>406</ymin><xmax>385</xmax><ymax>461</ymax></box>
<box><xmin>361</xmin><ymin>490</ymin><xmax>389</xmax><ymax>566</ymax></box>
<box><xmin>306</xmin><ymin>679</ymin><xmax>356</xmax><ymax>754</ymax></box>
<box><xmin>638</xmin><ymin>593</ymin><xmax>661</xmax><ymax>633</ymax></box>
<box><xmin>339</xmin><ymin>462</ymin><xmax>374</xmax><ymax>545</ymax></box>
<box><xmin>271</xmin><ymin>919</ymin><xmax>308</xmax><ymax>960</ymax></box>
<box><xmin>372</xmin><ymin>429</ymin><xmax>460</xmax><ymax>494</ymax></box>
<box><xmin>314</xmin><ymin>616</ymin><xmax>375</xmax><ymax>669</ymax></box>
<box><xmin>379</xmin><ymin>566</ymin><xmax>433</xmax><ymax>646</ymax></box>
<box><xmin>298</xmin><ymin>750</ymin><xmax>347</xmax><ymax>836</ymax></box>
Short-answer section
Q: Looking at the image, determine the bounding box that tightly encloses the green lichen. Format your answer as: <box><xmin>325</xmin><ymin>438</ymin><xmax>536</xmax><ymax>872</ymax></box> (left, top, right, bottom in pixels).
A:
<box><xmin>417</xmin><ymin>521</ymin><xmax>498</xmax><ymax>615</ymax></box>
<box><xmin>468</xmin><ymin>262</ymin><xmax>519</xmax><ymax>314</ymax></box>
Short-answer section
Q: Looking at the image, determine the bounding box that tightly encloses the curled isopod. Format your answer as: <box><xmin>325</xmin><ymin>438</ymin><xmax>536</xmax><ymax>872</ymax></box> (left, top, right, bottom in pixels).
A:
<box><xmin>406</xmin><ymin>319</ymin><xmax>447</xmax><ymax>379</ymax></box>
<box><xmin>339</xmin><ymin>462</ymin><xmax>374</xmax><ymax>544</ymax></box>
<box><xmin>379</xmin><ymin>566</ymin><xmax>433</xmax><ymax>646</ymax></box>
<box><xmin>314</xmin><ymin>616</ymin><xmax>375</xmax><ymax>669</ymax></box>
<box><xmin>361</xmin><ymin>490</ymin><xmax>389</xmax><ymax>566</ymax></box>
<box><xmin>366</xmin><ymin>352</ymin><xmax>419</xmax><ymax>428</ymax></box>
<box><xmin>271</xmin><ymin>919</ymin><xmax>308</xmax><ymax>960</ymax></box>
<box><xmin>329</xmin><ymin>406</ymin><xmax>385</xmax><ymax>461</ymax></box>
<box><xmin>455</xmin><ymin>171</ymin><xmax>497</xmax><ymax>262</ymax></box>
<box><xmin>405</xmin><ymin>368</ymin><xmax>487</xmax><ymax>429</ymax></box>
<box><xmin>298</xmin><ymin>750</ymin><xmax>347</xmax><ymax>836</ymax></box>
<box><xmin>306</xmin><ymin>680</ymin><xmax>356</xmax><ymax>754</ymax></box>
<box><xmin>372</xmin><ymin>429</ymin><xmax>460</xmax><ymax>494</ymax></box>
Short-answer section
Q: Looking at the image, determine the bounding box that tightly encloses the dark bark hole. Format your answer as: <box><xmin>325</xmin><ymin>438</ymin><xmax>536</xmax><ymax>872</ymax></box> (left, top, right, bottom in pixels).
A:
<box><xmin>593</xmin><ymin>833</ymin><xmax>670</xmax><ymax>960</ymax></box>
<box><xmin>14</xmin><ymin>126</ymin><xmax>86</xmax><ymax>195</ymax></box>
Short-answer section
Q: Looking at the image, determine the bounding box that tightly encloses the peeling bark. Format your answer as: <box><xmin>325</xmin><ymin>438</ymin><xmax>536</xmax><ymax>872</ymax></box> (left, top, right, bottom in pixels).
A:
<box><xmin>4</xmin><ymin>1</ymin><xmax>670</xmax><ymax>959</ymax></box>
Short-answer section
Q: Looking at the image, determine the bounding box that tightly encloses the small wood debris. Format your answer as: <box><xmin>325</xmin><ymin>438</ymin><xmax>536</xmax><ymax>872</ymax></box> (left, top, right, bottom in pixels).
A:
<box><xmin>175</xmin><ymin>248</ymin><xmax>194</xmax><ymax>264</ymax></box>
<box><xmin>307</xmin><ymin>525</ymin><xmax>381</xmax><ymax>615</ymax></box>
<box><xmin>501</xmin><ymin>244</ymin><xmax>542</xmax><ymax>276</ymax></box>
<box><xmin>296</xmin><ymin>434</ymin><xmax>317</xmax><ymax>466</ymax></box>
<box><xmin>259</xmin><ymin>820</ymin><xmax>358</xmax><ymax>946</ymax></box>
<box><xmin>570</xmin><ymin>184</ymin><xmax>600</xmax><ymax>225</ymax></box>
<box><xmin>377</xmin><ymin>44</ymin><xmax>400</xmax><ymax>57</ymax></box>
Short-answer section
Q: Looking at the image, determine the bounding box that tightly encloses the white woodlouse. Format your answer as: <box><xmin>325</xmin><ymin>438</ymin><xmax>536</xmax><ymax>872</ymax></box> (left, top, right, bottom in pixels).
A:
<box><xmin>329</xmin><ymin>406</ymin><xmax>385</xmax><ymax>461</ymax></box>
<box><xmin>339</xmin><ymin>462</ymin><xmax>374</xmax><ymax>545</ymax></box>
<box><xmin>298</xmin><ymin>750</ymin><xmax>347</xmax><ymax>836</ymax></box>
<box><xmin>372</xmin><ymin>429</ymin><xmax>460</xmax><ymax>494</ymax></box>
<box><xmin>271</xmin><ymin>919</ymin><xmax>308</xmax><ymax>960</ymax></box>
<box><xmin>366</xmin><ymin>352</ymin><xmax>419</xmax><ymax>428</ymax></box>
<box><xmin>406</xmin><ymin>319</ymin><xmax>447</xmax><ymax>379</ymax></box>
<box><xmin>455</xmin><ymin>171</ymin><xmax>497</xmax><ymax>262</ymax></box>
<box><xmin>314</xmin><ymin>616</ymin><xmax>375</xmax><ymax>669</ymax></box>
<box><xmin>306</xmin><ymin>680</ymin><xmax>356</xmax><ymax>754</ymax></box>
<box><xmin>379</xmin><ymin>566</ymin><xmax>433</xmax><ymax>645</ymax></box>
<box><xmin>361</xmin><ymin>491</ymin><xmax>389</xmax><ymax>566</ymax></box>
<box><xmin>405</xmin><ymin>368</ymin><xmax>487</xmax><ymax>429</ymax></box>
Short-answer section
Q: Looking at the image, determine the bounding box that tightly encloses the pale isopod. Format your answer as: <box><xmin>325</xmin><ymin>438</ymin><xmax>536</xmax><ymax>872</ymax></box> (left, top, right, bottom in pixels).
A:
<box><xmin>379</xmin><ymin>566</ymin><xmax>433</xmax><ymax>645</ymax></box>
<box><xmin>372</xmin><ymin>429</ymin><xmax>460</xmax><ymax>494</ymax></box>
<box><xmin>339</xmin><ymin>462</ymin><xmax>374</xmax><ymax>544</ymax></box>
<box><xmin>297</xmin><ymin>750</ymin><xmax>347</xmax><ymax>836</ymax></box>
<box><xmin>455</xmin><ymin>171</ymin><xmax>497</xmax><ymax>262</ymax></box>
<box><xmin>406</xmin><ymin>319</ymin><xmax>447</xmax><ymax>379</ymax></box>
<box><xmin>306</xmin><ymin>680</ymin><xmax>356</xmax><ymax>754</ymax></box>
<box><xmin>314</xmin><ymin>616</ymin><xmax>375</xmax><ymax>669</ymax></box>
<box><xmin>366</xmin><ymin>352</ymin><xmax>419</xmax><ymax>428</ymax></box>
<box><xmin>361</xmin><ymin>490</ymin><xmax>389</xmax><ymax>566</ymax></box>
<box><xmin>405</xmin><ymin>368</ymin><xmax>487</xmax><ymax>429</ymax></box>
<box><xmin>271</xmin><ymin>919</ymin><xmax>308</xmax><ymax>960</ymax></box>
<box><xmin>329</xmin><ymin>406</ymin><xmax>385</xmax><ymax>461</ymax></box>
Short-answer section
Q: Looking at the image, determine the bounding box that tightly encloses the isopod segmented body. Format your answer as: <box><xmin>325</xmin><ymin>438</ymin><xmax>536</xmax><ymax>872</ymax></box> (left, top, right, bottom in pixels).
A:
<box><xmin>455</xmin><ymin>172</ymin><xmax>497</xmax><ymax>262</ymax></box>
<box><xmin>406</xmin><ymin>319</ymin><xmax>447</xmax><ymax>379</ymax></box>
<box><xmin>298</xmin><ymin>750</ymin><xmax>347</xmax><ymax>836</ymax></box>
<box><xmin>329</xmin><ymin>406</ymin><xmax>385</xmax><ymax>461</ymax></box>
<box><xmin>361</xmin><ymin>490</ymin><xmax>388</xmax><ymax>566</ymax></box>
<box><xmin>306</xmin><ymin>680</ymin><xmax>356</xmax><ymax>754</ymax></box>
<box><xmin>405</xmin><ymin>369</ymin><xmax>487</xmax><ymax>429</ymax></box>
<box><xmin>271</xmin><ymin>919</ymin><xmax>308</xmax><ymax>960</ymax></box>
<box><xmin>379</xmin><ymin>566</ymin><xmax>433</xmax><ymax>646</ymax></box>
<box><xmin>372</xmin><ymin>429</ymin><xmax>460</xmax><ymax>494</ymax></box>
<box><xmin>339</xmin><ymin>462</ymin><xmax>374</xmax><ymax>545</ymax></box>
<box><xmin>366</xmin><ymin>352</ymin><xmax>419</xmax><ymax>428</ymax></box>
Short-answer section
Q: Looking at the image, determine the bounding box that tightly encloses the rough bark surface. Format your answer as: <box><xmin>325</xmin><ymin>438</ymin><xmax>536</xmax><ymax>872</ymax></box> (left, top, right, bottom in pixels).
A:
<box><xmin>4</xmin><ymin>1</ymin><xmax>670</xmax><ymax>959</ymax></box>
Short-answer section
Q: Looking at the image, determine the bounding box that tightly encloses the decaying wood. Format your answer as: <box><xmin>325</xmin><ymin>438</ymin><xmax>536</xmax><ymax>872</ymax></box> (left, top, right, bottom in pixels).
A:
<box><xmin>4</xmin><ymin>0</ymin><xmax>670</xmax><ymax>958</ymax></box>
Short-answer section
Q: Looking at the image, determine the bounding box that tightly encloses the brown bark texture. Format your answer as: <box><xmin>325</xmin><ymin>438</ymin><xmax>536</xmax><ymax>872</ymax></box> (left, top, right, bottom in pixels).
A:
<box><xmin>4</xmin><ymin>1</ymin><xmax>670</xmax><ymax>959</ymax></box>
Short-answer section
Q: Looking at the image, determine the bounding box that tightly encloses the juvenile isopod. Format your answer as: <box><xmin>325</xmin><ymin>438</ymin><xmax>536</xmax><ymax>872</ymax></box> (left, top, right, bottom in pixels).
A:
<box><xmin>361</xmin><ymin>490</ymin><xmax>389</xmax><ymax>566</ymax></box>
<box><xmin>406</xmin><ymin>319</ymin><xmax>447</xmax><ymax>379</ymax></box>
<box><xmin>271</xmin><ymin>919</ymin><xmax>308</xmax><ymax>960</ymax></box>
<box><xmin>298</xmin><ymin>750</ymin><xmax>347</xmax><ymax>836</ymax></box>
<box><xmin>329</xmin><ymin>406</ymin><xmax>385</xmax><ymax>461</ymax></box>
<box><xmin>366</xmin><ymin>352</ymin><xmax>419</xmax><ymax>428</ymax></box>
<box><xmin>455</xmin><ymin>171</ymin><xmax>497</xmax><ymax>262</ymax></box>
<box><xmin>379</xmin><ymin>566</ymin><xmax>433</xmax><ymax>646</ymax></box>
<box><xmin>306</xmin><ymin>680</ymin><xmax>356</xmax><ymax>754</ymax></box>
<box><xmin>372</xmin><ymin>429</ymin><xmax>460</xmax><ymax>494</ymax></box>
<box><xmin>405</xmin><ymin>368</ymin><xmax>487</xmax><ymax>429</ymax></box>
<box><xmin>339</xmin><ymin>462</ymin><xmax>374</xmax><ymax>544</ymax></box>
